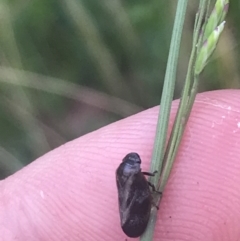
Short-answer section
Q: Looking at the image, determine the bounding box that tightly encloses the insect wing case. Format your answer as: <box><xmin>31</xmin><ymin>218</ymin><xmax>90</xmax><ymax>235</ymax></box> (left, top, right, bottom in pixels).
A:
<box><xmin>116</xmin><ymin>153</ymin><xmax>152</xmax><ymax>238</ymax></box>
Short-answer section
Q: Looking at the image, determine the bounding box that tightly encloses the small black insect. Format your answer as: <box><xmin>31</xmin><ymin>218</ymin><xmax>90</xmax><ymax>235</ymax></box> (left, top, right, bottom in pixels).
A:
<box><xmin>116</xmin><ymin>152</ymin><xmax>158</xmax><ymax>238</ymax></box>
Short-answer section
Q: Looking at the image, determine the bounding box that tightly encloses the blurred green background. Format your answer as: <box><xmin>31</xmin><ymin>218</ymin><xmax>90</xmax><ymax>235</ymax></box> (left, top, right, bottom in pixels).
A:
<box><xmin>0</xmin><ymin>0</ymin><xmax>239</xmax><ymax>179</ymax></box>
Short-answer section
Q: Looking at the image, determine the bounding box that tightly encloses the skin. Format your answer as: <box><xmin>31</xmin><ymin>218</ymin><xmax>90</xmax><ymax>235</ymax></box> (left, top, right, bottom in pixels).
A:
<box><xmin>1</xmin><ymin>89</ymin><xmax>240</xmax><ymax>241</ymax></box>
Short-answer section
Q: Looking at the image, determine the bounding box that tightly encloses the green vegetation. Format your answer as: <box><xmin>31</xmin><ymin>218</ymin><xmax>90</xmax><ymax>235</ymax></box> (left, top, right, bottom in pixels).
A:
<box><xmin>0</xmin><ymin>0</ymin><xmax>239</xmax><ymax>178</ymax></box>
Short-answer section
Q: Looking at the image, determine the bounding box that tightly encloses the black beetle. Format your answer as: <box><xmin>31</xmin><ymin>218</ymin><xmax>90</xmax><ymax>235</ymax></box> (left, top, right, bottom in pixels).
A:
<box><xmin>116</xmin><ymin>152</ymin><xmax>158</xmax><ymax>238</ymax></box>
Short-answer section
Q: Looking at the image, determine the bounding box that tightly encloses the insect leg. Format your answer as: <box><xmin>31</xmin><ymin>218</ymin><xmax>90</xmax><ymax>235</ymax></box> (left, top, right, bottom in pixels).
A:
<box><xmin>149</xmin><ymin>184</ymin><xmax>162</xmax><ymax>211</ymax></box>
<box><xmin>147</xmin><ymin>181</ymin><xmax>162</xmax><ymax>194</ymax></box>
<box><xmin>152</xmin><ymin>201</ymin><xmax>159</xmax><ymax>210</ymax></box>
<box><xmin>147</xmin><ymin>181</ymin><xmax>157</xmax><ymax>191</ymax></box>
<box><xmin>142</xmin><ymin>170</ymin><xmax>157</xmax><ymax>176</ymax></box>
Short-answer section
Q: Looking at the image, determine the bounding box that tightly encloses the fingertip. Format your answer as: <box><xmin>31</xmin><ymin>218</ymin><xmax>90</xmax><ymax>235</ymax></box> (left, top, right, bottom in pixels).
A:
<box><xmin>1</xmin><ymin>90</ymin><xmax>240</xmax><ymax>240</ymax></box>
